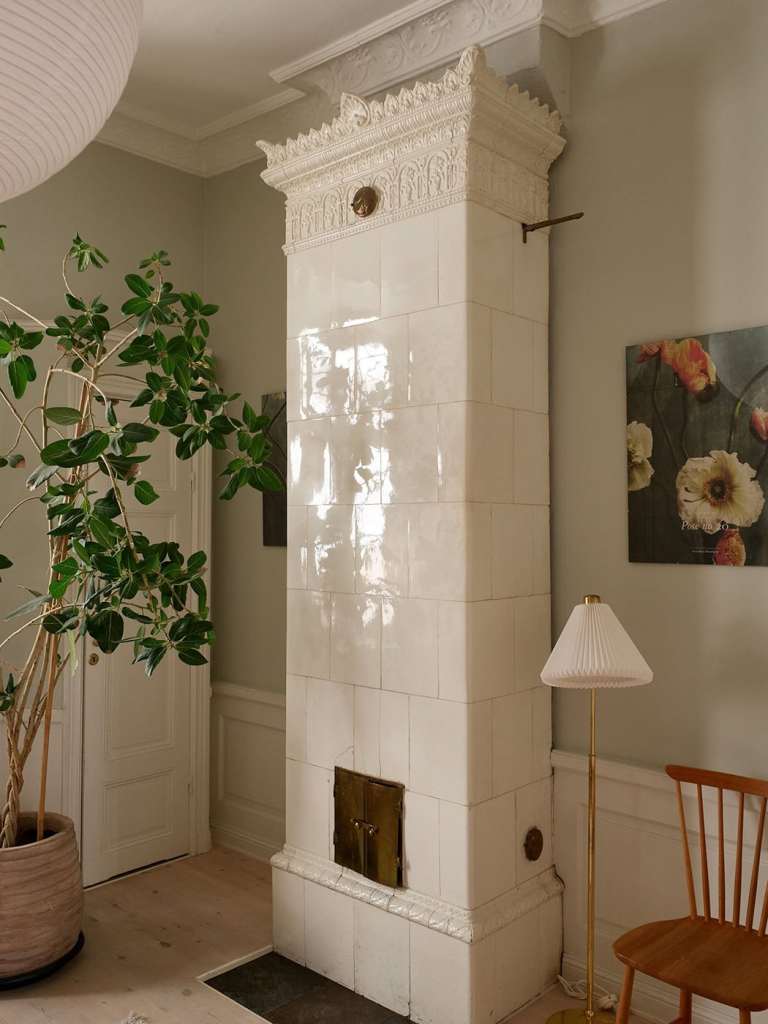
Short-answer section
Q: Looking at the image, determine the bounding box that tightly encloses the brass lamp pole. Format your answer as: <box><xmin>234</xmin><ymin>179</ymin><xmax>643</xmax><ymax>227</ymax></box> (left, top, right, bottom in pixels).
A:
<box><xmin>542</xmin><ymin>595</ymin><xmax>653</xmax><ymax>1024</ymax></box>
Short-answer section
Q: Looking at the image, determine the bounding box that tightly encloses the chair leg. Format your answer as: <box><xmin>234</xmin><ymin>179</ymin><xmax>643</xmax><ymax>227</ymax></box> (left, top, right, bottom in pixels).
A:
<box><xmin>679</xmin><ymin>990</ymin><xmax>692</xmax><ymax>1024</ymax></box>
<box><xmin>739</xmin><ymin>1012</ymin><xmax>750</xmax><ymax>1024</ymax></box>
<box><xmin>616</xmin><ymin>965</ymin><xmax>635</xmax><ymax>1024</ymax></box>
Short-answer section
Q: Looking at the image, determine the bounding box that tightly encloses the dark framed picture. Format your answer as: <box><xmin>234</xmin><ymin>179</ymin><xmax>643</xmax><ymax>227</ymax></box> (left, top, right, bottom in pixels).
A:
<box><xmin>627</xmin><ymin>327</ymin><xmax>768</xmax><ymax>566</ymax></box>
<box><xmin>261</xmin><ymin>391</ymin><xmax>286</xmax><ymax>547</ymax></box>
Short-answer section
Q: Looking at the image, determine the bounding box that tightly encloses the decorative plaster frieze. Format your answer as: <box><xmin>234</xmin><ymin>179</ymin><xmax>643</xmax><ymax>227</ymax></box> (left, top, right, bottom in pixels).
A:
<box><xmin>273</xmin><ymin>844</ymin><xmax>563</xmax><ymax>944</ymax></box>
<box><xmin>259</xmin><ymin>46</ymin><xmax>564</xmax><ymax>253</ymax></box>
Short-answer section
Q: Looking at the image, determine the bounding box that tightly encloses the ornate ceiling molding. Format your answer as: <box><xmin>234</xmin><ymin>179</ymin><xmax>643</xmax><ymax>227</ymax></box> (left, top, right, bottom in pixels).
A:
<box><xmin>96</xmin><ymin>0</ymin><xmax>671</xmax><ymax>179</ymax></box>
<box><xmin>259</xmin><ymin>46</ymin><xmax>565</xmax><ymax>254</ymax></box>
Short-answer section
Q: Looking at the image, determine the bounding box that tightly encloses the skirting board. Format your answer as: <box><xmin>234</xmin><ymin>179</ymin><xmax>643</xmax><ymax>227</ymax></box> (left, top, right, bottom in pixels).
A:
<box><xmin>210</xmin><ymin>682</ymin><xmax>286</xmax><ymax>861</ymax></box>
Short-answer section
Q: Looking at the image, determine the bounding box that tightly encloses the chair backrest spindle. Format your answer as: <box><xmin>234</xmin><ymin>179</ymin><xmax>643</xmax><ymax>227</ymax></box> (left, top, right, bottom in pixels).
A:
<box><xmin>734</xmin><ymin>791</ymin><xmax>744</xmax><ymax>927</ymax></box>
<box><xmin>668</xmin><ymin>765</ymin><xmax>768</xmax><ymax>933</ymax></box>
<box><xmin>675</xmin><ymin>778</ymin><xmax>697</xmax><ymax>918</ymax></box>
<box><xmin>717</xmin><ymin>787</ymin><xmax>725</xmax><ymax>924</ymax></box>
<box><xmin>697</xmin><ymin>783</ymin><xmax>711</xmax><ymax>920</ymax></box>
<box><xmin>746</xmin><ymin>796</ymin><xmax>767</xmax><ymax>931</ymax></box>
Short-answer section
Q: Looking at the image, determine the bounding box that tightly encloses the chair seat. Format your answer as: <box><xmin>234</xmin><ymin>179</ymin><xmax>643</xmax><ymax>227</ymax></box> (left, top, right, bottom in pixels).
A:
<box><xmin>614</xmin><ymin>917</ymin><xmax>768</xmax><ymax>1010</ymax></box>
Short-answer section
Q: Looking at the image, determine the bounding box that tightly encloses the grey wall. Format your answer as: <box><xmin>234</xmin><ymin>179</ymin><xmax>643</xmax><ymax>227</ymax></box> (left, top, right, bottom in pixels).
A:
<box><xmin>550</xmin><ymin>0</ymin><xmax>768</xmax><ymax>772</ymax></box>
<box><xmin>203</xmin><ymin>162</ymin><xmax>287</xmax><ymax>693</ymax></box>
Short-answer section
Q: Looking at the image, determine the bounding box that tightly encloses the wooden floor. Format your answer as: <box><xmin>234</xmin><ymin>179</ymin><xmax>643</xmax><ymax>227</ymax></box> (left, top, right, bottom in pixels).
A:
<box><xmin>2</xmin><ymin>847</ymin><xmax>274</xmax><ymax>1024</ymax></box>
<box><xmin>0</xmin><ymin>846</ymin><xmax>595</xmax><ymax>1024</ymax></box>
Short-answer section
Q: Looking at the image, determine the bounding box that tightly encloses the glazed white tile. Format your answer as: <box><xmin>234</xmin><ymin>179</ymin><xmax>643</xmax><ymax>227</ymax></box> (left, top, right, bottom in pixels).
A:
<box><xmin>514</xmin><ymin>411</ymin><xmax>549</xmax><ymax>505</ymax></box>
<box><xmin>492</xmin><ymin>690</ymin><xmax>534</xmax><ymax>796</ymax></box>
<box><xmin>472</xmin><ymin>792</ymin><xmax>517</xmax><ymax>907</ymax></box>
<box><xmin>306</xmin><ymin>677</ymin><xmax>354</xmax><ymax>770</ymax></box>
<box><xmin>514</xmin><ymin>594</ymin><xmax>551</xmax><ymax>692</ymax></box>
<box><xmin>355</xmin><ymin>315</ymin><xmax>408</xmax><ymax>412</ymax></box>
<box><xmin>330</xmin><ymin>592</ymin><xmax>381</xmax><ymax>687</ymax></box>
<box><xmin>531</xmin><ymin>685</ymin><xmax>552</xmax><ymax>782</ymax></box>
<box><xmin>532</xmin><ymin>504</ymin><xmax>550</xmax><ymax>594</ymax></box>
<box><xmin>532</xmin><ymin>320</ymin><xmax>549</xmax><ymax>413</ymax></box>
<box><xmin>296</xmin><ymin>328</ymin><xmax>355</xmax><ymax>419</ymax></box>
<box><xmin>331</xmin><ymin>229</ymin><xmax>381</xmax><ymax>328</ymax></box>
<box><xmin>286</xmin><ymin>506</ymin><xmax>308</xmax><ymax>590</ymax></box>
<box><xmin>307</xmin><ymin>504</ymin><xmax>356</xmax><ymax>593</ymax></box>
<box><xmin>407</xmin><ymin>302</ymin><xmax>491</xmax><ymax>405</ymax></box>
<box><xmin>355</xmin><ymin>503</ymin><xmax>410</xmax><ymax>597</ymax></box>
<box><xmin>287</xmin><ymin>418</ymin><xmax>331</xmax><ymax>506</ymax></box>
<box><xmin>491</xmin><ymin>505</ymin><xmax>535</xmax><ymax>598</ymax></box>
<box><xmin>493</xmin><ymin>905</ymin><xmax>550</xmax><ymax>1019</ymax></box>
<box><xmin>438</xmin><ymin>202</ymin><xmax>516</xmax><ymax>313</ymax></box>
<box><xmin>408</xmin><ymin>503</ymin><xmax>492</xmax><ymax>601</ymax></box>
<box><xmin>516</xmin><ymin>776</ymin><xmax>554</xmax><ymax>884</ymax></box>
<box><xmin>438</xmin><ymin>599</ymin><xmax>515</xmax><ymax>703</ymax></box>
<box><xmin>286</xmin><ymin>336</ymin><xmax>300</xmax><ymax>423</ymax></box>
<box><xmin>381</xmin><ymin>210</ymin><xmax>438</xmax><ymax>317</ymax></box>
<box><xmin>410</xmin><ymin>697</ymin><xmax>491</xmax><ymax>804</ymax></box>
<box><xmin>491</xmin><ymin>310</ymin><xmax>535</xmax><ymax>410</ymax></box>
<box><xmin>272</xmin><ymin>867</ymin><xmax>306</xmax><ymax>965</ymax></box>
<box><xmin>513</xmin><ymin>227</ymin><xmax>549</xmax><ymax>324</ymax></box>
<box><xmin>403</xmin><ymin>790</ymin><xmax>440</xmax><ymax>897</ymax></box>
<box><xmin>381</xmin><ymin>597</ymin><xmax>438</xmax><ymax>698</ymax></box>
<box><xmin>379</xmin><ymin>689</ymin><xmax>409</xmax><ymax>783</ymax></box>
<box><xmin>353</xmin><ymin>685</ymin><xmax>381</xmax><ymax>775</ymax></box>
<box><xmin>354</xmin><ymin>901</ymin><xmax>410</xmax><ymax>1015</ymax></box>
<box><xmin>285</xmin><ymin>674</ymin><xmax>308</xmax><ymax>762</ymax></box>
<box><xmin>286</xmin><ymin>590</ymin><xmax>331</xmax><ymax>679</ymax></box>
<box><xmin>305</xmin><ymin>882</ymin><xmax>354</xmax><ymax>988</ymax></box>
<box><xmin>380</xmin><ymin>405</ymin><xmax>439</xmax><ymax>504</ymax></box>
<box><xmin>329</xmin><ymin>413</ymin><xmax>382</xmax><ymax>505</ymax></box>
<box><xmin>287</xmin><ymin>248</ymin><xmax>332</xmax><ymax>338</ymax></box>
<box><xmin>437</xmin><ymin>402</ymin><xmax>515</xmax><ymax>503</ymax></box>
<box><xmin>410</xmin><ymin>923</ymin><xmax>473</xmax><ymax>1024</ymax></box>
<box><xmin>438</xmin><ymin>800</ymin><xmax>470</xmax><ymax>907</ymax></box>
<box><xmin>285</xmin><ymin>758</ymin><xmax>332</xmax><ymax>858</ymax></box>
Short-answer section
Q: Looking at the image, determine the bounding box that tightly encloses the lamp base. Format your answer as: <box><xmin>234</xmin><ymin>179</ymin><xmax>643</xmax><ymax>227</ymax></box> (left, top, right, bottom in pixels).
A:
<box><xmin>546</xmin><ymin>1010</ymin><xmax>616</xmax><ymax>1024</ymax></box>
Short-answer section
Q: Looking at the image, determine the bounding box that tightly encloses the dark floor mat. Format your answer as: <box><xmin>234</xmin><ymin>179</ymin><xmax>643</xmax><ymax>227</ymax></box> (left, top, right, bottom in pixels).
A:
<box><xmin>205</xmin><ymin>950</ymin><xmax>410</xmax><ymax>1022</ymax></box>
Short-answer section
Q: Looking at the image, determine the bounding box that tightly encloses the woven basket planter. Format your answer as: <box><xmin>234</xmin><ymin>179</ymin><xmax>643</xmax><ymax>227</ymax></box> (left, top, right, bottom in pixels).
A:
<box><xmin>0</xmin><ymin>813</ymin><xmax>83</xmax><ymax>983</ymax></box>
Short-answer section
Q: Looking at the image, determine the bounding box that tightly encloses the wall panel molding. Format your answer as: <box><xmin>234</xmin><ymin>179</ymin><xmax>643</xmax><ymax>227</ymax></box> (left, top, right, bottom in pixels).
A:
<box><xmin>210</xmin><ymin>682</ymin><xmax>286</xmax><ymax>862</ymax></box>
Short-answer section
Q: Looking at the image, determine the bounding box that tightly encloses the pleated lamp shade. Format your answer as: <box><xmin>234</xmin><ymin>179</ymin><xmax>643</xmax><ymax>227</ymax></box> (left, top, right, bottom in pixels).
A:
<box><xmin>541</xmin><ymin>598</ymin><xmax>653</xmax><ymax>689</ymax></box>
<box><xmin>0</xmin><ymin>0</ymin><xmax>143</xmax><ymax>202</ymax></box>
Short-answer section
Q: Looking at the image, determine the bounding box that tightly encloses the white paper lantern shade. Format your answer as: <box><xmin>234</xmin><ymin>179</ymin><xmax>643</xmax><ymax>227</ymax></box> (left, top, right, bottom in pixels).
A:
<box><xmin>541</xmin><ymin>599</ymin><xmax>653</xmax><ymax>689</ymax></box>
<box><xmin>0</xmin><ymin>0</ymin><xmax>143</xmax><ymax>202</ymax></box>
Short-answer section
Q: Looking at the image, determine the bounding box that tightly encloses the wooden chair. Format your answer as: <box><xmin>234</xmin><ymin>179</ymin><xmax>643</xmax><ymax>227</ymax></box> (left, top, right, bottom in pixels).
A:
<box><xmin>614</xmin><ymin>764</ymin><xmax>768</xmax><ymax>1024</ymax></box>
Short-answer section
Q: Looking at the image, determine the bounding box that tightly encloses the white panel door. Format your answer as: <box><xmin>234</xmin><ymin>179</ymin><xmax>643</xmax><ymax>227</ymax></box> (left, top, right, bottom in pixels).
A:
<box><xmin>81</xmin><ymin>393</ymin><xmax>194</xmax><ymax>886</ymax></box>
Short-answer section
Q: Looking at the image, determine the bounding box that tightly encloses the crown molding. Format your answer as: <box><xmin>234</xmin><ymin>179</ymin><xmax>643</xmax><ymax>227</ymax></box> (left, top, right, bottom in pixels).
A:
<box><xmin>270</xmin><ymin>0</ymin><xmax>456</xmax><ymax>83</ymax></box>
<box><xmin>260</xmin><ymin>46</ymin><xmax>565</xmax><ymax>254</ymax></box>
<box><xmin>98</xmin><ymin>0</ymin><xmax>672</xmax><ymax>179</ymax></box>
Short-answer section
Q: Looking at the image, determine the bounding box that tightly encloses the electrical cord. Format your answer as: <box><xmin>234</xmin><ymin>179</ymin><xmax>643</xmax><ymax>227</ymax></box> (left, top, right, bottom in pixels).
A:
<box><xmin>556</xmin><ymin>975</ymin><xmax>618</xmax><ymax>1011</ymax></box>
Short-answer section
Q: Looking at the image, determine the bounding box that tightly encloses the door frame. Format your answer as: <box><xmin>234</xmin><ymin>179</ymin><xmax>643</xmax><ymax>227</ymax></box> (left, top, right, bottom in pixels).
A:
<box><xmin>60</xmin><ymin>374</ymin><xmax>213</xmax><ymax>865</ymax></box>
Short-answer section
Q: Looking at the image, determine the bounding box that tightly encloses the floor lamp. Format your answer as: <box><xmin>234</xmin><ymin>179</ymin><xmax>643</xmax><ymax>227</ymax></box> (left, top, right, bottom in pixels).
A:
<box><xmin>541</xmin><ymin>595</ymin><xmax>653</xmax><ymax>1024</ymax></box>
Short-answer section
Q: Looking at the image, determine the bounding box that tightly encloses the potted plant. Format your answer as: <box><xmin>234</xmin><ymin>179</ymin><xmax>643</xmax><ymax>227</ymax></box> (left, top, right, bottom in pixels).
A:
<box><xmin>0</xmin><ymin>231</ymin><xmax>281</xmax><ymax>985</ymax></box>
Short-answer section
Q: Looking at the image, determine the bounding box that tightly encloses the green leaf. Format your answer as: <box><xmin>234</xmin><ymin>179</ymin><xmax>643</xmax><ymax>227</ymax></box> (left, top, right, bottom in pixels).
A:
<box><xmin>121</xmin><ymin>422</ymin><xmax>159</xmax><ymax>444</ymax></box>
<box><xmin>0</xmin><ymin>555</ymin><xmax>12</xmax><ymax>570</ymax></box>
<box><xmin>45</xmin><ymin>406</ymin><xmax>83</xmax><ymax>426</ymax></box>
<box><xmin>53</xmin><ymin>557</ymin><xmax>78</xmax><ymax>577</ymax></box>
<box><xmin>87</xmin><ymin>609</ymin><xmax>124</xmax><ymax>653</ymax></box>
<box><xmin>125</xmin><ymin>273</ymin><xmax>153</xmax><ymax>298</ymax></box>
<box><xmin>42</xmin><ymin>606</ymin><xmax>80</xmax><ymax>634</ymax></box>
<box><xmin>187</xmin><ymin>550</ymin><xmax>206</xmax><ymax>574</ymax></box>
<box><xmin>177</xmin><ymin>647</ymin><xmax>208</xmax><ymax>666</ymax></box>
<box><xmin>134</xmin><ymin>480</ymin><xmax>159</xmax><ymax>505</ymax></box>
<box><xmin>5</xmin><ymin>593</ymin><xmax>48</xmax><ymax>620</ymax></box>
<box><xmin>42</xmin><ymin>430</ymin><xmax>109</xmax><ymax>467</ymax></box>
<box><xmin>8</xmin><ymin>453</ymin><xmax>25</xmax><ymax>469</ymax></box>
<box><xmin>252</xmin><ymin>464</ymin><xmax>284</xmax><ymax>492</ymax></box>
<box><xmin>8</xmin><ymin>358</ymin><xmax>28</xmax><ymax>399</ymax></box>
<box><xmin>26</xmin><ymin>463</ymin><xmax>58</xmax><ymax>490</ymax></box>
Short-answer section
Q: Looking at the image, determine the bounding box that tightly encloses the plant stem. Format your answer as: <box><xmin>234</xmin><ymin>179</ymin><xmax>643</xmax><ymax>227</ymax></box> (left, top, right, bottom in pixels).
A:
<box><xmin>0</xmin><ymin>384</ymin><xmax>42</xmax><ymax>453</ymax></box>
<box><xmin>0</xmin><ymin>296</ymin><xmax>47</xmax><ymax>329</ymax></box>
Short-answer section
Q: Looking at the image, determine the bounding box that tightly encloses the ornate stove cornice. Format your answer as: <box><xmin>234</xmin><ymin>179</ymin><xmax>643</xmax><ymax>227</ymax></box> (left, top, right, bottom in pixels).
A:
<box><xmin>259</xmin><ymin>45</ymin><xmax>565</xmax><ymax>253</ymax></box>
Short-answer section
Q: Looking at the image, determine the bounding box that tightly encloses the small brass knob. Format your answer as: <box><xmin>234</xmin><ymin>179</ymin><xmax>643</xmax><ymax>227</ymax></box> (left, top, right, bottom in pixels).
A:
<box><xmin>88</xmin><ymin>652</ymin><xmax>99</xmax><ymax>666</ymax></box>
<box><xmin>524</xmin><ymin>826</ymin><xmax>544</xmax><ymax>862</ymax></box>
<box><xmin>351</xmin><ymin>186</ymin><xmax>378</xmax><ymax>218</ymax></box>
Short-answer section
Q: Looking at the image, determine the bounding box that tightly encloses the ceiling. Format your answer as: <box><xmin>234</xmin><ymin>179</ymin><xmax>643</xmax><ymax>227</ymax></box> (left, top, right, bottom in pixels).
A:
<box><xmin>119</xmin><ymin>0</ymin><xmax>447</xmax><ymax>139</ymax></box>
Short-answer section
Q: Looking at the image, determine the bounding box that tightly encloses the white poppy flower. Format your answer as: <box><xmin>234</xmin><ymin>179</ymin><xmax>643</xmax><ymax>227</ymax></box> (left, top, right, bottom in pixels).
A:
<box><xmin>676</xmin><ymin>450</ymin><xmax>764</xmax><ymax>534</ymax></box>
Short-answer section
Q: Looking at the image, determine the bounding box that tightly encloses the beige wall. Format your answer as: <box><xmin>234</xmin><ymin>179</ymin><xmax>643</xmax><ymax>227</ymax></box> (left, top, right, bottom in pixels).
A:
<box><xmin>550</xmin><ymin>0</ymin><xmax>768</xmax><ymax>772</ymax></box>
<box><xmin>203</xmin><ymin>162</ymin><xmax>287</xmax><ymax>693</ymax></box>
<box><xmin>0</xmin><ymin>143</ymin><xmax>203</xmax><ymax>669</ymax></box>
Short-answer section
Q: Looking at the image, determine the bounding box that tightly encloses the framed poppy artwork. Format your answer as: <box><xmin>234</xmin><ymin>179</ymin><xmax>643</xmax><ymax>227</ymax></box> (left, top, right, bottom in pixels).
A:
<box><xmin>626</xmin><ymin>326</ymin><xmax>768</xmax><ymax>566</ymax></box>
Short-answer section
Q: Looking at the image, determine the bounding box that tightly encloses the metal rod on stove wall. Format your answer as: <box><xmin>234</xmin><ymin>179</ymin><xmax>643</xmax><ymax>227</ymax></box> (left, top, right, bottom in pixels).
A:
<box><xmin>522</xmin><ymin>211</ymin><xmax>584</xmax><ymax>242</ymax></box>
